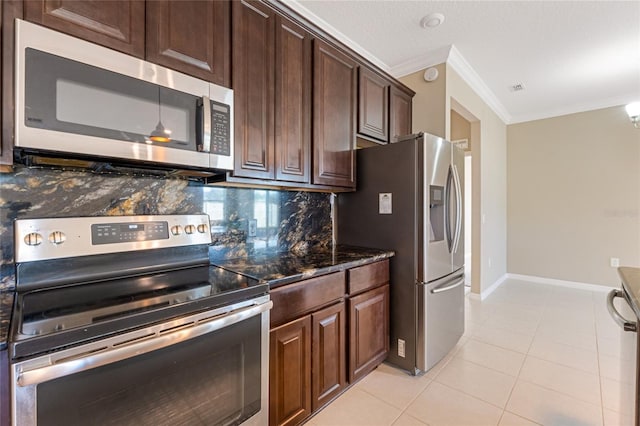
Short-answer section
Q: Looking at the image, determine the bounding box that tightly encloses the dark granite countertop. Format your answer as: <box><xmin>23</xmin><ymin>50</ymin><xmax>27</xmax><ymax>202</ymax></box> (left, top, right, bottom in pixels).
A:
<box><xmin>212</xmin><ymin>245</ymin><xmax>394</xmax><ymax>288</ymax></box>
<box><xmin>0</xmin><ymin>246</ymin><xmax>393</xmax><ymax>350</ymax></box>
<box><xmin>619</xmin><ymin>267</ymin><xmax>640</xmax><ymax>320</ymax></box>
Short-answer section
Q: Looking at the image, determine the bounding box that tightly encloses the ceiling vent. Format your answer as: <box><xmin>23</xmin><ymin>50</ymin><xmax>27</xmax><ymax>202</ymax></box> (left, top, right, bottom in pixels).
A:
<box><xmin>510</xmin><ymin>83</ymin><xmax>526</xmax><ymax>92</ymax></box>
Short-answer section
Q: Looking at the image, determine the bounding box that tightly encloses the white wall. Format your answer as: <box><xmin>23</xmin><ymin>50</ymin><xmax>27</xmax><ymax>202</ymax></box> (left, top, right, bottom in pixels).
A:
<box><xmin>507</xmin><ymin>106</ymin><xmax>640</xmax><ymax>287</ymax></box>
<box><xmin>445</xmin><ymin>66</ymin><xmax>508</xmax><ymax>294</ymax></box>
<box><xmin>400</xmin><ymin>63</ymin><xmax>447</xmax><ymax>138</ymax></box>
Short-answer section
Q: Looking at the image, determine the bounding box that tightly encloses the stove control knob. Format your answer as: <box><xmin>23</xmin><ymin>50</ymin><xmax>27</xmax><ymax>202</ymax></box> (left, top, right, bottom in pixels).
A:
<box><xmin>48</xmin><ymin>231</ymin><xmax>66</xmax><ymax>245</ymax></box>
<box><xmin>197</xmin><ymin>224</ymin><xmax>208</xmax><ymax>234</ymax></box>
<box><xmin>24</xmin><ymin>232</ymin><xmax>43</xmax><ymax>246</ymax></box>
<box><xmin>170</xmin><ymin>225</ymin><xmax>183</xmax><ymax>236</ymax></box>
<box><xmin>184</xmin><ymin>224</ymin><xmax>196</xmax><ymax>235</ymax></box>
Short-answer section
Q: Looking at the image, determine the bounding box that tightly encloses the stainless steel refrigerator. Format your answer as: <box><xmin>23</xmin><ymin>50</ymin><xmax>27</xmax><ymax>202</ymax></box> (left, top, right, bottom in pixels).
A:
<box><xmin>338</xmin><ymin>132</ymin><xmax>465</xmax><ymax>375</ymax></box>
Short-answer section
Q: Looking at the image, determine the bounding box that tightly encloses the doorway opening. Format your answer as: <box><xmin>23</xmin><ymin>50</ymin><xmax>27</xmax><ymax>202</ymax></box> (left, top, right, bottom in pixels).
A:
<box><xmin>450</xmin><ymin>100</ymin><xmax>480</xmax><ymax>295</ymax></box>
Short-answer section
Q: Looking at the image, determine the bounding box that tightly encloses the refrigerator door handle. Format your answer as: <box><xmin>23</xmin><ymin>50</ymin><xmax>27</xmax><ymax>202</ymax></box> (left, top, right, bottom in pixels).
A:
<box><xmin>451</xmin><ymin>164</ymin><xmax>463</xmax><ymax>254</ymax></box>
<box><xmin>416</xmin><ymin>271</ymin><xmax>464</xmax><ymax>288</ymax></box>
<box><xmin>445</xmin><ymin>166</ymin><xmax>454</xmax><ymax>253</ymax></box>
<box><xmin>431</xmin><ymin>277</ymin><xmax>465</xmax><ymax>294</ymax></box>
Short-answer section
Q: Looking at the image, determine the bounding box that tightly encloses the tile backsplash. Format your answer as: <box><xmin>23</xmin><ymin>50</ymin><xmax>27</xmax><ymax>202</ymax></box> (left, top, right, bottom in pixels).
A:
<box><xmin>0</xmin><ymin>165</ymin><xmax>332</xmax><ymax>289</ymax></box>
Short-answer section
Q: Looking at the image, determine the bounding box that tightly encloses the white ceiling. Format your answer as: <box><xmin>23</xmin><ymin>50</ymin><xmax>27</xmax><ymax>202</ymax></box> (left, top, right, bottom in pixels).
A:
<box><xmin>283</xmin><ymin>0</ymin><xmax>640</xmax><ymax>124</ymax></box>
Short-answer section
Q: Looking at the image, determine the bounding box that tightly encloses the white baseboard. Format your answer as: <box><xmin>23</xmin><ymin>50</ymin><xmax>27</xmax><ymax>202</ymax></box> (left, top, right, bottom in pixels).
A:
<box><xmin>506</xmin><ymin>273</ymin><xmax>613</xmax><ymax>293</ymax></box>
<box><xmin>468</xmin><ymin>273</ymin><xmax>508</xmax><ymax>301</ymax></box>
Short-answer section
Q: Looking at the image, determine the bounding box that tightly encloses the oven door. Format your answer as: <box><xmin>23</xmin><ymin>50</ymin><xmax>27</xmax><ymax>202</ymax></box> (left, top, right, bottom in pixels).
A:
<box><xmin>12</xmin><ymin>296</ymin><xmax>271</xmax><ymax>426</ymax></box>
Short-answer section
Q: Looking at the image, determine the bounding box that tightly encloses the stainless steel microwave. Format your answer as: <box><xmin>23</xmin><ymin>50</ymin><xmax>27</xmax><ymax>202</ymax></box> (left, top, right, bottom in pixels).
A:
<box><xmin>15</xmin><ymin>19</ymin><xmax>234</xmax><ymax>171</ymax></box>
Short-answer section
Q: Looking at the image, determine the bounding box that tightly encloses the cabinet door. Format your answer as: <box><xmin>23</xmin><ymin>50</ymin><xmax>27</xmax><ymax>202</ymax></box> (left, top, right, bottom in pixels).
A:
<box><xmin>389</xmin><ymin>86</ymin><xmax>413</xmax><ymax>143</ymax></box>
<box><xmin>274</xmin><ymin>15</ymin><xmax>311</xmax><ymax>183</ymax></box>
<box><xmin>358</xmin><ymin>67</ymin><xmax>389</xmax><ymax>142</ymax></box>
<box><xmin>232</xmin><ymin>0</ymin><xmax>275</xmax><ymax>179</ymax></box>
<box><xmin>313</xmin><ymin>40</ymin><xmax>357</xmax><ymax>188</ymax></box>
<box><xmin>270</xmin><ymin>316</ymin><xmax>312</xmax><ymax>426</ymax></box>
<box><xmin>24</xmin><ymin>0</ymin><xmax>144</xmax><ymax>57</ymax></box>
<box><xmin>312</xmin><ymin>301</ymin><xmax>346</xmax><ymax>411</ymax></box>
<box><xmin>349</xmin><ymin>284</ymin><xmax>389</xmax><ymax>383</ymax></box>
<box><xmin>146</xmin><ymin>0</ymin><xmax>230</xmax><ymax>86</ymax></box>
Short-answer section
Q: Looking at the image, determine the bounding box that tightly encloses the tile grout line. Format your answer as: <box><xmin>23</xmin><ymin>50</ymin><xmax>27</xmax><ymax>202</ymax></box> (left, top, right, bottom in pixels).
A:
<box><xmin>500</xmin><ymin>323</ymin><xmax>537</xmax><ymax>425</ymax></box>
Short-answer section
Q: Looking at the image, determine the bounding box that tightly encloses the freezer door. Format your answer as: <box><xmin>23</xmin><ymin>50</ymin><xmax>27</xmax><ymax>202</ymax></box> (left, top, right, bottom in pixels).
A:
<box><xmin>451</xmin><ymin>144</ymin><xmax>465</xmax><ymax>271</ymax></box>
<box><xmin>424</xmin><ymin>134</ymin><xmax>453</xmax><ymax>282</ymax></box>
<box><xmin>418</xmin><ymin>269</ymin><xmax>465</xmax><ymax>372</ymax></box>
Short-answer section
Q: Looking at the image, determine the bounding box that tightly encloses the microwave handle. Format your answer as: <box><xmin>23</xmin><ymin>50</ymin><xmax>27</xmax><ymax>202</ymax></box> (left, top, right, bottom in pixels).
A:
<box><xmin>197</xmin><ymin>96</ymin><xmax>212</xmax><ymax>153</ymax></box>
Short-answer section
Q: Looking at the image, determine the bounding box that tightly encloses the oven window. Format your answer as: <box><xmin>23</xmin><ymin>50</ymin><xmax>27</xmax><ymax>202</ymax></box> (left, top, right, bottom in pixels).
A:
<box><xmin>36</xmin><ymin>315</ymin><xmax>262</xmax><ymax>426</ymax></box>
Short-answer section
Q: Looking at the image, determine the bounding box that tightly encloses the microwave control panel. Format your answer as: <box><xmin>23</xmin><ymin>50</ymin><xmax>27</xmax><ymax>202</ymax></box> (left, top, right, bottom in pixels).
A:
<box><xmin>211</xmin><ymin>101</ymin><xmax>231</xmax><ymax>156</ymax></box>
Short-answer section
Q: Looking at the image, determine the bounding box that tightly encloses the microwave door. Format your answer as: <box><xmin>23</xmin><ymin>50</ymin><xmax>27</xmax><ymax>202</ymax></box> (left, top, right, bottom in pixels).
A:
<box><xmin>15</xmin><ymin>19</ymin><xmax>229</xmax><ymax>171</ymax></box>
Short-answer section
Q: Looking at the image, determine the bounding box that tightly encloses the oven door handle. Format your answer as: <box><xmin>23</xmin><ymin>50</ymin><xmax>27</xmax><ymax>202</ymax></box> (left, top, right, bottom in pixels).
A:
<box><xmin>17</xmin><ymin>300</ymin><xmax>272</xmax><ymax>387</ymax></box>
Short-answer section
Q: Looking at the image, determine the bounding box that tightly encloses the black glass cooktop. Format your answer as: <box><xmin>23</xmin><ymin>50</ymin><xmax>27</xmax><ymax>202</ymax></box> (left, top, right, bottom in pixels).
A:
<box><xmin>11</xmin><ymin>265</ymin><xmax>267</xmax><ymax>359</ymax></box>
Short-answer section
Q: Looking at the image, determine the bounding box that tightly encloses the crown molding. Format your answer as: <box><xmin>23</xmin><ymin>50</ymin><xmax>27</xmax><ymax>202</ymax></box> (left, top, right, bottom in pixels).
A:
<box><xmin>389</xmin><ymin>45</ymin><xmax>511</xmax><ymax>124</ymax></box>
<box><xmin>281</xmin><ymin>1</ymin><xmax>511</xmax><ymax>124</ymax></box>
<box><xmin>446</xmin><ymin>46</ymin><xmax>512</xmax><ymax>124</ymax></box>
<box><xmin>281</xmin><ymin>0</ymin><xmax>391</xmax><ymax>73</ymax></box>
<box><xmin>388</xmin><ymin>45</ymin><xmax>452</xmax><ymax>78</ymax></box>
<box><xmin>508</xmin><ymin>93</ymin><xmax>638</xmax><ymax>124</ymax></box>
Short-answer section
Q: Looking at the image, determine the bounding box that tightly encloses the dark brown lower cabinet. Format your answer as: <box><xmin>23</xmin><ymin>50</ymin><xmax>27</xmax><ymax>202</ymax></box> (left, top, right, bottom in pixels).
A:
<box><xmin>269</xmin><ymin>261</ymin><xmax>389</xmax><ymax>426</ymax></box>
<box><xmin>269</xmin><ymin>316</ymin><xmax>312</xmax><ymax>426</ymax></box>
<box><xmin>312</xmin><ymin>301</ymin><xmax>346</xmax><ymax>411</ymax></box>
<box><xmin>348</xmin><ymin>284</ymin><xmax>390</xmax><ymax>382</ymax></box>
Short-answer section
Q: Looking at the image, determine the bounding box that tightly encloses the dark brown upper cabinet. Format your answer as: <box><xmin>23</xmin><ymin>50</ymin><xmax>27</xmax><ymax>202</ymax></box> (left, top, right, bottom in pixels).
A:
<box><xmin>358</xmin><ymin>67</ymin><xmax>389</xmax><ymax>143</ymax></box>
<box><xmin>313</xmin><ymin>40</ymin><xmax>357</xmax><ymax>189</ymax></box>
<box><xmin>24</xmin><ymin>0</ymin><xmax>145</xmax><ymax>57</ymax></box>
<box><xmin>231</xmin><ymin>0</ymin><xmax>275</xmax><ymax>179</ymax></box>
<box><xmin>146</xmin><ymin>0</ymin><xmax>230</xmax><ymax>86</ymax></box>
<box><xmin>274</xmin><ymin>15</ymin><xmax>312</xmax><ymax>183</ymax></box>
<box><xmin>390</xmin><ymin>85</ymin><xmax>413</xmax><ymax>143</ymax></box>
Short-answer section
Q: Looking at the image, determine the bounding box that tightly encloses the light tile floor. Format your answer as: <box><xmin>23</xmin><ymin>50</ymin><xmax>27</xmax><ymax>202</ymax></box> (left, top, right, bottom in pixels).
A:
<box><xmin>306</xmin><ymin>277</ymin><xmax>635</xmax><ymax>426</ymax></box>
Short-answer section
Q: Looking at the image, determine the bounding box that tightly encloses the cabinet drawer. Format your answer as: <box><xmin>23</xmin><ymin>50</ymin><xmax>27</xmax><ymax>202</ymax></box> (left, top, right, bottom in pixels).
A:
<box><xmin>347</xmin><ymin>260</ymin><xmax>389</xmax><ymax>295</ymax></box>
<box><xmin>270</xmin><ymin>271</ymin><xmax>346</xmax><ymax>327</ymax></box>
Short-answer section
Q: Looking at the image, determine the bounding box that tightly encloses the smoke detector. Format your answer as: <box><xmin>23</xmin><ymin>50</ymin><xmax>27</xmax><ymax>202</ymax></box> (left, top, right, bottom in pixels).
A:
<box><xmin>420</xmin><ymin>13</ymin><xmax>445</xmax><ymax>28</ymax></box>
<box><xmin>423</xmin><ymin>67</ymin><xmax>439</xmax><ymax>82</ymax></box>
<box><xmin>510</xmin><ymin>83</ymin><xmax>526</xmax><ymax>92</ymax></box>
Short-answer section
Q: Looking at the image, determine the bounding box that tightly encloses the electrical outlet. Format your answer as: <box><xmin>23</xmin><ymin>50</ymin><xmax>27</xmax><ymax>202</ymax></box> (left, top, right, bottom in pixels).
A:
<box><xmin>610</xmin><ymin>257</ymin><xmax>620</xmax><ymax>268</ymax></box>
<box><xmin>248</xmin><ymin>219</ymin><xmax>257</xmax><ymax>237</ymax></box>
<box><xmin>398</xmin><ymin>339</ymin><xmax>406</xmax><ymax>358</ymax></box>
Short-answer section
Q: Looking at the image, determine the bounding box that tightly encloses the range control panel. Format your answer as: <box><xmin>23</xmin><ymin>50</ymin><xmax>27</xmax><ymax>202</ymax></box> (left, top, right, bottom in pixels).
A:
<box><xmin>91</xmin><ymin>222</ymin><xmax>169</xmax><ymax>245</ymax></box>
<box><xmin>15</xmin><ymin>214</ymin><xmax>212</xmax><ymax>263</ymax></box>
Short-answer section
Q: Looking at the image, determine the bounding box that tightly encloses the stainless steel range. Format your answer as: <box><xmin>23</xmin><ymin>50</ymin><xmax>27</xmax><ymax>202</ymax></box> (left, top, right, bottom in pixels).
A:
<box><xmin>9</xmin><ymin>215</ymin><xmax>271</xmax><ymax>426</ymax></box>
